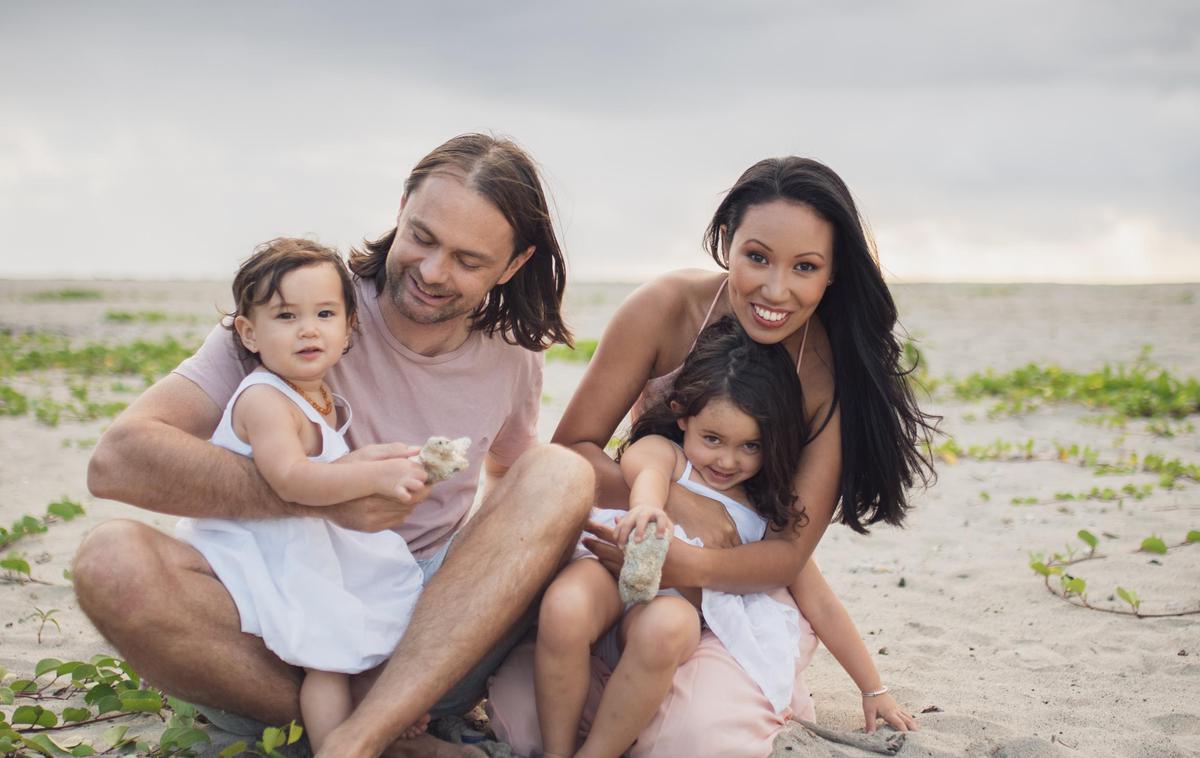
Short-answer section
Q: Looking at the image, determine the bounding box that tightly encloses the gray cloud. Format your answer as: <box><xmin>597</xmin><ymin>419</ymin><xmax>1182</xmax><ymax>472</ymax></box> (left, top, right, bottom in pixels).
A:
<box><xmin>1</xmin><ymin>1</ymin><xmax>1197</xmax><ymax>282</ymax></box>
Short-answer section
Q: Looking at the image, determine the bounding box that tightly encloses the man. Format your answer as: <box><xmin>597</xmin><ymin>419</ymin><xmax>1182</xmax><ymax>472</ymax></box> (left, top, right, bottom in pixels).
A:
<box><xmin>75</xmin><ymin>134</ymin><xmax>593</xmax><ymax>758</ymax></box>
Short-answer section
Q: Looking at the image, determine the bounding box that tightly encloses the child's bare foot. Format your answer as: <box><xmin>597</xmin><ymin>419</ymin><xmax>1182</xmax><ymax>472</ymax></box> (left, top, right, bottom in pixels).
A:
<box><xmin>400</xmin><ymin>713</ymin><xmax>431</xmax><ymax>739</ymax></box>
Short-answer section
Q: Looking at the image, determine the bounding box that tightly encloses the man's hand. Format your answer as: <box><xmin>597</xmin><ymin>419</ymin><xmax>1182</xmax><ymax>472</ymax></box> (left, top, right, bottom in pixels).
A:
<box><xmin>322</xmin><ymin>494</ymin><xmax>417</xmax><ymax>532</ymax></box>
<box><xmin>583</xmin><ymin>521</ymin><xmax>701</xmax><ymax>590</ymax></box>
<box><xmin>663</xmin><ymin>482</ymin><xmax>741</xmax><ymax>548</ymax></box>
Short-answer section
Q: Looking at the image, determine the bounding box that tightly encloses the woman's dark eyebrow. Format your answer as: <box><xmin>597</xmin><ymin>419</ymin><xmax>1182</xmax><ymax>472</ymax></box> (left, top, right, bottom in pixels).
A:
<box><xmin>745</xmin><ymin>238</ymin><xmax>826</xmax><ymax>261</ymax></box>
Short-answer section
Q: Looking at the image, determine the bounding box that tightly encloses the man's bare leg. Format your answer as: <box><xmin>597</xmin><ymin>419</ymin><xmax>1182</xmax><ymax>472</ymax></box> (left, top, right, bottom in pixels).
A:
<box><xmin>72</xmin><ymin>519</ymin><xmax>303</xmax><ymax>724</ymax></box>
<box><xmin>318</xmin><ymin>444</ymin><xmax>594</xmax><ymax>758</ymax></box>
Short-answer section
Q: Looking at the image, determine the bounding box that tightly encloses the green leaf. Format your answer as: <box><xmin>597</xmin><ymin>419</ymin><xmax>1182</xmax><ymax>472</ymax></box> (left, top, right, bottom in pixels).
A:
<box><xmin>116</xmin><ymin>660</ymin><xmax>140</xmax><ymax>687</ymax></box>
<box><xmin>69</xmin><ymin>664</ymin><xmax>98</xmax><ymax>683</ymax></box>
<box><xmin>46</xmin><ymin>499</ymin><xmax>85</xmax><ymax>521</ymax></box>
<box><xmin>1187</xmin><ymin>530</ymin><xmax>1200</xmax><ymax>543</ymax></box>
<box><xmin>1117</xmin><ymin>586</ymin><xmax>1140</xmax><ymax>607</ymax></box>
<box><xmin>101</xmin><ymin>725</ymin><xmax>129</xmax><ymax>748</ymax></box>
<box><xmin>95</xmin><ymin>695</ymin><xmax>122</xmax><ymax>715</ymax></box>
<box><xmin>18</xmin><ymin>733</ymin><xmax>56</xmax><ymax>756</ymax></box>
<box><xmin>62</xmin><ymin>707</ymin><xmax>91</xmax><ymax>723</ymax></box>
<box><xmin>85</xmin><ymin>683</ymin><xmax>116</xmax><ymax>706</ymax></box>
<box><xmin>1030</xmin><ymin>561</ymin><xmax>1051</xmax><ymax>576</ymax></box>
<box><xmin>165</xmin><ymin>696</ymin><xmax>196</xmax><ymax>719</ymax></box>
<box><xmin>0</xmin><ymin>687</ymin><xmax>13</xmax><ymax>705</ymax></box>
<box><xmin>117</xmin><ymin>689</ymin><xmax>162</xmax><ymax>713</ymax></box>
<box><xmin>1077</xmin><ymin>529</ymin><xmax>1098</xmax><ymax>549</ymax></box>
<box><xmin>12</xmin><ymin>705</ymin><xmax>57</xmax><ymax>728</ymax></box>
<box><xmin>159</xmin><ymin>725</ymin><xmax>209</xmax><ymax>750</ymax></box>
<box><xmin>10</xmin><ymin>679</ymin><xmax>36</xmax><ymax>694</ymax></box>
<box><xmin>286</xmin><ymin>721</ymin><xmax>303</xmax><ymax>745</ymax></box>
<box><xmin>261</xmin><ymin>726</ymin><xmax>282</xmax><ymax>752</ymax></box>
<box><xmin>1140</xmin><ymin>536</ymin><xmax>1169</xmax><ymax>554</ymax></box>
<box><xmin>35</xmin><ymin>658</ymin><xmax>64</xmax><ymax>677</ymax></box>
<box><xmin>1063</xmin><ymin>577</ymin><xmax>1087</xmax><ymax>595</ymax></box>
<box><xmin>219</xmin><ymin>739</ymin><xmax>249</xmax><ymax>758</ymax></box>
<box><xmin>69</xmin><ymin>744</ymin><xmax>97</xmax><ymax>757</ymax></box>
<box><xmin>1</xmin><ymin>555</ymin><xmax>31</xmax><ymax>576</ymax></box>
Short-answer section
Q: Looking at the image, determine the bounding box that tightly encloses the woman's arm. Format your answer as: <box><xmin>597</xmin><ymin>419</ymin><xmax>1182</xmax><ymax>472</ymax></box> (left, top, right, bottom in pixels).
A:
<box><xmin>551</xmin><ymin>276</ymin><xmax>684</xmax><ymax>506</ymax></box>
<box><xmin>236</xmin><ymin>385</ymin><xmax>428</xmax><ymax>506</ymax></box>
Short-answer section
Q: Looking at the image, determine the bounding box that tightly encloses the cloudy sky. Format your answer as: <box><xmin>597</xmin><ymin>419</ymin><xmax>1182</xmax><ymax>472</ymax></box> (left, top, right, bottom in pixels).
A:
<box><xmin>2</xmin><ymin>1</ymin><xmax>1197</xmax><ymax>282</ymax></box>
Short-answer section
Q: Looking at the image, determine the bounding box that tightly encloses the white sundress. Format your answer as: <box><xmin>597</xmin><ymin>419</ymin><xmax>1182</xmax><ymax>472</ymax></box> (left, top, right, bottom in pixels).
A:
<box><xmin>586</xmin><ymin>460</ymin><xmax>802</xmax><ymax>713</ymax></box>
<box><xmin>176</xmin><ymin>371</ymin><xmax>423</xmax><ymax>674</ymax></box>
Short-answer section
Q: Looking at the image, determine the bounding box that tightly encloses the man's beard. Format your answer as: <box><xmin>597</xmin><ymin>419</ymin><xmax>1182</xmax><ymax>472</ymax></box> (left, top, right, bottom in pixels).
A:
<box><xmin>386</xmin><ymin>266</ymin><xmax>473</xmax><ymax>325</ymax></box>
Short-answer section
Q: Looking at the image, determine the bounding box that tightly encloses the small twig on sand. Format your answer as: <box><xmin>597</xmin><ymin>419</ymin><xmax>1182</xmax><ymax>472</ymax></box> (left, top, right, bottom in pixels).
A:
<box><xmin>797</xmin><ymin>720</ymin><xmax>906</xmax><ymax>755</ymax></box>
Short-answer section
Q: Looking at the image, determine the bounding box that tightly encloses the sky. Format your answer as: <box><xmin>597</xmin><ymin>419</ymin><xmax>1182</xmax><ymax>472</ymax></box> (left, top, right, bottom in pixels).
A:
<box><xmin>2</xmin><ymin>1</ymin><xmax>1197</xmax><ymax>283</ymax></box>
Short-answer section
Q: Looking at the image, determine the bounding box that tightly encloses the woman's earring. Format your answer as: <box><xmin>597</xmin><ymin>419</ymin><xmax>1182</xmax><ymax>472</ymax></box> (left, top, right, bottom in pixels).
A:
<box><xmin>826</xmin><ymin>278</ymin><xmax>835</xmax><ymax>287</ymax></box>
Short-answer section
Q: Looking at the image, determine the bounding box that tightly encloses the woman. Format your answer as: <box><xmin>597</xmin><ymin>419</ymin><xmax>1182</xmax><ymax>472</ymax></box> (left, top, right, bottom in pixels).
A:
<box><xmin>487</xmin><ymin>157</ymin><xmax>936</xmax><ymax>756</ymax></box>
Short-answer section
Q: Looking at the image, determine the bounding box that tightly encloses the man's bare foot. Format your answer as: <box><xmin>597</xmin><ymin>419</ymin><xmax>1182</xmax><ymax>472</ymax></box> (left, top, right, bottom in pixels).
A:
<box><xmin>400</xmin><ymin>713</ymin><xmax>431</xmax><ymax>739</ymax></box>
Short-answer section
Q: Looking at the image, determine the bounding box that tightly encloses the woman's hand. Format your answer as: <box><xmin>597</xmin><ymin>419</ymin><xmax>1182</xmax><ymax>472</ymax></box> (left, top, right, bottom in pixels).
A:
<box><xmin>664</xmin><ymin>483</ymin><xmax>741</xmax><ymax>548</ymax></box>
<box><xmin>615</xmin><ymin>505</ymin><xmax>673</xmax><ymax>546</ymax></box>
<box><xmin>863</xmin><ymin>691</ymin><xmax>918</xmax><ymax>733</ymax></box>
<box><xmin>583</xmin><ymin>521</ymin><xmax>703</xmax><ymax>590</ymax></box>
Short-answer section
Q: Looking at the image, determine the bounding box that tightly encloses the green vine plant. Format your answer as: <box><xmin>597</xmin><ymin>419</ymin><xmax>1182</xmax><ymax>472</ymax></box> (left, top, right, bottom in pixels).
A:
<box><xmin>20</xmin><ymin>609</ymin><xmax>61</xmax><ymax>646</ymax></box>
<box><xmin>1029</xmin><ymin>529</ymin><xmax>1200</xmax><ymax>617</ymax></box>
<box><xmin>0</xmin><ymin>656</ymin><xmax>303</xmax><ymax>757</ymax></box>
<box><xmin>0</xmin><ymin>499</ymin><xmax>86</xmax><ymax>551</ymax></box>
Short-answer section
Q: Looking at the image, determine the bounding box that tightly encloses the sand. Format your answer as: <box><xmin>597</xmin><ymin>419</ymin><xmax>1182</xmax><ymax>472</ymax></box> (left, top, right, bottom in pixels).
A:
<box><xmin>1</xmin><ymin>278</ymin><xmax>1198</xmax><ymax>757</ymax></box>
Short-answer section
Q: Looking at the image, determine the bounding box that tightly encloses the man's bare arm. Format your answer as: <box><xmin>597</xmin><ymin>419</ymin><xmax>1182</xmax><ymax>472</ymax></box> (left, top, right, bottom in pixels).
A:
<box><xmin>88</xmin><ymin>374</ymin><xmax>419</xmax><ymax>530</ymax></box>
<box><xmin>88</xmin><ymin>374</ymin><xmax>290</xmax><ymax>519</ymax></box>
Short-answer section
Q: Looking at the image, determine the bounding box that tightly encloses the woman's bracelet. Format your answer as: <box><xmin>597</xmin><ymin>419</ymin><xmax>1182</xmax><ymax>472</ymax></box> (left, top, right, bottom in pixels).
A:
<box><xmin>862</xmin><ymin>686</ymin><xmax>889</xmax><ymax>697</ymax></box>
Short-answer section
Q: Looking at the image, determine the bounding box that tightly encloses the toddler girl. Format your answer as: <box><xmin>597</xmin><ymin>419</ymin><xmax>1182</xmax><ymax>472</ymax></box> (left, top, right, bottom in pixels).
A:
<box><xmin>535</xmin><ymin>316</ymin><xmax>916</xmax><ymax>758</ymax></box>
<box><xmin>176</xmin><ymin>238</ymin><xmax>429</xmax><ymax>750</ymax></box>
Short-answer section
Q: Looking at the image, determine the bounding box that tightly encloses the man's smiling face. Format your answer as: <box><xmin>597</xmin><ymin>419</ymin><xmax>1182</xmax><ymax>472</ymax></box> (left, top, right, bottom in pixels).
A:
<box><xmin>384</xmin><ymin>172</ymin><xmax>531</xmax><ymax>326</ymax></box>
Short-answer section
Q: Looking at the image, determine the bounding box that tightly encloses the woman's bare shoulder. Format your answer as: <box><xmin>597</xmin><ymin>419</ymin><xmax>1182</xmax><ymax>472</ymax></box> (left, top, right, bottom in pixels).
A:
<box><xmin>615</xmin><ymin>269</ymin><xmax>725</xmax><ymax>327</ymax></box>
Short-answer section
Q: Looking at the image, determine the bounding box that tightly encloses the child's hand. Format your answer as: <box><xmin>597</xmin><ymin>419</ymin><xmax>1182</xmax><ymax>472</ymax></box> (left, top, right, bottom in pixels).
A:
<box><xmin>862</xmin><ymin>690</ymin><xmax>918</xmax><ymax>733</ymax></box>
<box><xmin>615</xmin><ymin>505</ymin><xmax>673</xmax><ymax>546</ymax></box>
<box><xmin>379</xmin><ymin>457</ymin><xmax>429</xmax><ymax>502</ymax></box>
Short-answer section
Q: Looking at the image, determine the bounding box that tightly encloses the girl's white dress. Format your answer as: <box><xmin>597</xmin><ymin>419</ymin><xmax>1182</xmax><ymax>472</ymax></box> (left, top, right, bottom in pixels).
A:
<box><xmin>586</xmin><ymin>460</ymin><xmax>802</xmax><ymax>713</ymax></box>
<box><xmin>176</xmin><ymin>371</ymin><xmax>423</xmax><ymax>674</ymax></box>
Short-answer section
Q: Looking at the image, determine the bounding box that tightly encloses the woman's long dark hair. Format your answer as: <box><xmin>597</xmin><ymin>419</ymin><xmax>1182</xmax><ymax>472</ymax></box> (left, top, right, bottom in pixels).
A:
<box><xmin>620</xmin><ymin>316</ymin><xmax>807</xmax><ymax>532</ymax></box>
<box><xmin>349</xmin><ymin>133</ymin><xmax>572</xmax><ymax>351</ymax></box>
<box><xmin>704</xmin><ymin>157</ymin><xmax>938</xmax><ymax>533</ymax></box>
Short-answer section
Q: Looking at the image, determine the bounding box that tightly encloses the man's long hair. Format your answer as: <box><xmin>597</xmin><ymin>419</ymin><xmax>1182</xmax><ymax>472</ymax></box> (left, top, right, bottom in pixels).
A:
<box><xmin>349</xmin><ymin>133</ymin><xmax>572</xmax><ymax>351</ymax></box>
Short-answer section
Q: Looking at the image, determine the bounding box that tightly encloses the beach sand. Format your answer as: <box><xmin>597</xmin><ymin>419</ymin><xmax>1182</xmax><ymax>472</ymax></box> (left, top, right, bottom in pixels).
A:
<box><xmin>1</xmin><ymin>278</ymin><xmax>1198</xmax><ymax>757</ymax></box>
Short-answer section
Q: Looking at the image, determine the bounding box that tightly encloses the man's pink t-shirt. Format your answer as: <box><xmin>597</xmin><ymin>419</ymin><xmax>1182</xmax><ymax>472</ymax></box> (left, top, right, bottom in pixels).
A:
<box><xmin>174</xmin><ymin>277</ymin><xmax>543</xmax><ymax>559</ymax></box>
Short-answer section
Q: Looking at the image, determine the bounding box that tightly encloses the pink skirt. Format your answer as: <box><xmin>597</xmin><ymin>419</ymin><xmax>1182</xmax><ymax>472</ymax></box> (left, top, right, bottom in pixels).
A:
<box><xmin>485</xmin><ymin>587</ymin><xmax>819</xmax><ymax>758</ymax></box>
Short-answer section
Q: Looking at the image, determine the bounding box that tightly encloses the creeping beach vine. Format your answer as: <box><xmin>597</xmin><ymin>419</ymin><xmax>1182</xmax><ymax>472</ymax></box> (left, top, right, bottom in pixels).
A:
<box><xmin>1029</xmin><ymin>529</ymin><xmax>1200</xmax><ymax>617</ymax></box>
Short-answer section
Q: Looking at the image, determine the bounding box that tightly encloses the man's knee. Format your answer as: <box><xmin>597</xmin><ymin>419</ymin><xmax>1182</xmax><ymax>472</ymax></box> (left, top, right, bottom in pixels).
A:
<box><xmin>74</xmin><ymin>520</ymin><xmax>169</xmax><ymax>622</ymax></box>
<box><xmin>515</xmin><ymin>444</ymin><xmax>594</xmax><ymax>517</ymax></box>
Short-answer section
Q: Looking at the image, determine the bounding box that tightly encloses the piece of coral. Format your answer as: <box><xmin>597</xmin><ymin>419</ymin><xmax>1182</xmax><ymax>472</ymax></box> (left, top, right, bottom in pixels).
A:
<box><xmin>417</xmin><ymin>436</ymin><xmax>471</xmax><ymax>483</ymax></box>
<box><xmin>619</xmin><ymin>531</ymin><xmax>670</xmax><ymax>604</ymax></box>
